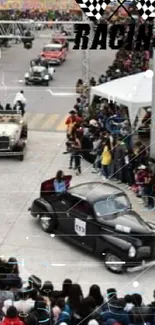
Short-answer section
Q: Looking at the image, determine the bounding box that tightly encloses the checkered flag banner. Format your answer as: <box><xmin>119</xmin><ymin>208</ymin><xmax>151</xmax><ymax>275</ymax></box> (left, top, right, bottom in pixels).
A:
<box><xmin>136</xmin><ymin>0</ymin><xmax>155</xmax><ymax>19</ymax></box>
<box><xmin>76</xmin><ymin>0</ymin><xmax>111</xmax><ymax>21</ymax></box>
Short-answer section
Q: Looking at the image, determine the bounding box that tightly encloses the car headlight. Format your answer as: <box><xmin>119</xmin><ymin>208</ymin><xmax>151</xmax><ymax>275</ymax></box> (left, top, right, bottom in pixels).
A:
<box><xmin>44</xmin><ymin>75</ymin><xmax>49</xmax><ymax>80</ymax></box>
<box><xmin>10</xmin><ymin>137</ymin><xmax>15</xmax><ymax>144</ymax></box>
<box><xmin>128</xmin><ymin>246</ymin><xmax>136</xmax><ymax>258</ymax></box>
<box><xmin>25</xmin><ymin>73</ymin><xmax>29</xmax><ymax>78</ymax></box>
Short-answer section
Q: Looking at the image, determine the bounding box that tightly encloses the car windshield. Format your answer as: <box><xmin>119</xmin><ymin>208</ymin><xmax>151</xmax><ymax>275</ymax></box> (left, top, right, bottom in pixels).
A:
<box><xmin>94</xmin><ymin>194</ymin><xmax>130</xmax><ymax>218</ymax></box>
<box><xmin>43</xmin><ymin>46</ymin><xmax>61</xmax><ymax>52</ymax></box>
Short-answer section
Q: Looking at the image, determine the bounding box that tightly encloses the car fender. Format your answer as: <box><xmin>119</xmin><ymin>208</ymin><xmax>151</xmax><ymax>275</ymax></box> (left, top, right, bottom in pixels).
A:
<box><xmin>29</xmin><ymin>197</ymin><xmax>55</xmax><ymax>219</ymax></box>
<box><xmin>48</xmin><ymin>67</ymin><xmax>55</xmax><ymax>77</ymax></box>
<box><xmin>97</xmin><ymin>234</ymin><xmax>134</xmax><ymax>257</ymax></box>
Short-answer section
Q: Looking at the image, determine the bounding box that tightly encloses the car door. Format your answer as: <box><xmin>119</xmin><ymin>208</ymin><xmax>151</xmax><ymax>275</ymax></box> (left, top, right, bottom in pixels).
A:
<box><xmin>68</xmin><ymin>196</ymin><xmax>100</xmax><ymax>252</ymax></box>
<box><xmin>54</xmin><ymin>192</ymin><xmax>73</xmax><ymax>233</ymax></box>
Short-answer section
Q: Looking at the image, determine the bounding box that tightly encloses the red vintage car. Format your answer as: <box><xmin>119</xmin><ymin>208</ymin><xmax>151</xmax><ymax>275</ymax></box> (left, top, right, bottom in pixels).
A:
<box><xmin>52</xmin><ymin>34</ymin><xmax>69</xmax><ymax>51</ymax></box>
<box><xmin>40</xmin><ymin>43</ymin><xmax>67</xmax><ymax>65</ymax></box>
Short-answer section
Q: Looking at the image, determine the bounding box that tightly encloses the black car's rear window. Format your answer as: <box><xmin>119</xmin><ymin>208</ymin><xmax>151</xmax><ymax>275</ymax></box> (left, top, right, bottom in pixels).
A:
<box><xmin>94</xmin><ymin>194</ymin><xmax>130</xmax><ymax>218</ymax></box>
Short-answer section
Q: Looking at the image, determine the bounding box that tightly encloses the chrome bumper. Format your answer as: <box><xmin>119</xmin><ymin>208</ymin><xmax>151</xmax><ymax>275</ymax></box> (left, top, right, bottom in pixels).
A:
<box><xmin>0</xmin><ymin>151</ymin><xmax>24</xmax><ymax>156</ymax></box>
<box><xmin>127</xmin><ymin>259</ymin><xmax>155</xmax><ymax>272</ymax></box>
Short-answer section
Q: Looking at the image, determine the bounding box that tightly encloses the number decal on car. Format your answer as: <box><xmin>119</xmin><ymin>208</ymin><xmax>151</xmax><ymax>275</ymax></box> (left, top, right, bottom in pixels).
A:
<box><xmin>115</xmin><ymin>224</ymin><xmax>131</xmax><ymax>233</ymax></box>
<box><xmin>75</xmin><ymin>218</ymin><xmax>86</xmax><ymax>237</ymax></box>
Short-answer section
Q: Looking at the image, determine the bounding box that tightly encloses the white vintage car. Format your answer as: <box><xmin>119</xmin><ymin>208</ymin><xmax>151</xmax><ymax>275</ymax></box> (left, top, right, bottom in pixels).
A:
<box><xmin>25</xmin><ymin>65</ymin><xmax>55</xmax><ymax>86</ymax></box>
<box><xmin>0</xmin><ymin>110</ymin><xmax>27</xmax><ymax>161</ymax></box>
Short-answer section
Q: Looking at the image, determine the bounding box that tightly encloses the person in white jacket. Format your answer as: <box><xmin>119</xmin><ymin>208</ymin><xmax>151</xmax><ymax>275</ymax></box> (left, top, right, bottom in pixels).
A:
<box><xmin>13</xmin><ymin>90</ymin><xmax>27</xmax><ymax>107</ymax></box>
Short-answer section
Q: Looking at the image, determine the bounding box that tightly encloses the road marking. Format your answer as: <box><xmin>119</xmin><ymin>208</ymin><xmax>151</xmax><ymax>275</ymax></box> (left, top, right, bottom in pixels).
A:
<box><xmin>47</xmin><ymin>89</ymin><xmax>77</xmax><ymax>96</ymax></box>
<box><xmin>56</xmin><ymin>114</ymin><xmax>68</xmax><ymax>131</ymax></box>
<box><xmin>53</xmin><ymin>92</ymin><xmax>77</xmax><ymax>96</ymax></box>
<box><xmin>28</xmin><ymin>113</ymin><xmax>45</xmax><ymax>129</ymax></box>
<box><xmin>40</xmin><ymin>114</ymin><xmax>59</xmax><ymax>130</ymax></box>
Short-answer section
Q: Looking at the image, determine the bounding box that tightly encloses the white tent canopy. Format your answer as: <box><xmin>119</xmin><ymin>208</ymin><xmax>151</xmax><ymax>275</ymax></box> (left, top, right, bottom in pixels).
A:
<box><xmin>90</xmin><ymin>72</ymin><xmax>152</xmax><ymax>125</ymax></box>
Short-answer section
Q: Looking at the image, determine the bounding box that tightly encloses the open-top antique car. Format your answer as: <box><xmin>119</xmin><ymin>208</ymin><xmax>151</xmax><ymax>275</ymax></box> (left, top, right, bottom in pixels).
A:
<box><xmin>29</xmin><ymin>178</ymin><xmax>155</xmax><ymax>273</ymax></box>
<box><xmin>0</xmin><ymin>110</ymin><xmax>27</xmax><ymax>161</ymax></box>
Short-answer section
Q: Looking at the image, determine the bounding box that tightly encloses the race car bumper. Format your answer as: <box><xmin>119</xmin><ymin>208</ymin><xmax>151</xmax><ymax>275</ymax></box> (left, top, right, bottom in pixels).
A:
<box><xmin>46</xmin><ymin>59</ymin><xmax>61</xmax><ymax>65</ymax></box>
<box><xmin>26</xmin><ymin>78</ymin><xmax>43</xmax><ymax>84</ymax></box>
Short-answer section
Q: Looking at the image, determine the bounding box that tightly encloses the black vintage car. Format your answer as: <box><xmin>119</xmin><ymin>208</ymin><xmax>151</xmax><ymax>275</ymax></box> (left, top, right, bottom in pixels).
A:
<box><xmin>24</xmin><ymin>66</ymin><xmax>55</xmax><ymax>86</ymax></box>
<box><xmin>29</xmin><ymin>178</ymin><xmax>155</xmax><ymax>273</ymax></box>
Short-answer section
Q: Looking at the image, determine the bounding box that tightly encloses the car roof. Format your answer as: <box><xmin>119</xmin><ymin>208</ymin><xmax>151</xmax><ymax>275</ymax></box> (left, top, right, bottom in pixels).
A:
<box><xmin>32</xmin><ymin>66</ymin><xmax>46</xmax><ymax>72</ymax></box>
<box><xmin>69</xmin><ymin>182</ymin><xmax>123</xmax><ymax>203</ymax></box>
<box><xmin>44</xmin><ymin>43</ymin><xmax>62</xmax><ymax>49</ymax></box>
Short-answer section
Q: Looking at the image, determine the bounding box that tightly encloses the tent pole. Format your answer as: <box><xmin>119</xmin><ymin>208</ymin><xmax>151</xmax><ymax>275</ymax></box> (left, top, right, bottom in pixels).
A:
<box><xmin>150</xmin><ymin>18</ymin><xmax>155</xmax><ymax>158</ymax></box>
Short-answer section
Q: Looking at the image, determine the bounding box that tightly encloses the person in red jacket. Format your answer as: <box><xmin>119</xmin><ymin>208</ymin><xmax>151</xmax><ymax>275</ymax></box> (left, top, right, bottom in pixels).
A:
<box><xmin>1</xmin><ymin>306</ymin><xmax>24</xmax><ymax>325</ymax></box>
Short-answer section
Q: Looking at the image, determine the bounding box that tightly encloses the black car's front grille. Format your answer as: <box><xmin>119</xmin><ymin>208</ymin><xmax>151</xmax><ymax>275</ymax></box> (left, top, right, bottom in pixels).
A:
<box><xmin>32</xmin><ymin>72</ymin><xmax>41</xmax><ymax>78</ymax></box>
<box><xmin>0</xmin><ymin>136</ymin><xmax>9</xmax><ymax>149</ymax></box>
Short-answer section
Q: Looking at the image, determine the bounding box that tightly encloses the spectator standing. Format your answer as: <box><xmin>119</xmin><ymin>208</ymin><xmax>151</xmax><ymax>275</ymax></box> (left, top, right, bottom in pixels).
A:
<box><xmin>52</xmin><ymin>298</ymin><xmax>65</xmax><ymax>322</ymax></box>
<box><xmin>100</xmin><ymin>298</ymin><xmax>130</xmax><ymax>325</ymax></box>
<box><xmin>88</xmin><ymin>284</ymin><xmax>104</xmax><ymax>308</ymax></box>
<box><xmin>61</xmin><ymin>279</ymin><xmax>72</xmax><ymax>301</ymax></box>
<box><xmin>101</xmin><ymin>138</ymin><xmax>112</xmax><ymax>179</ymax></box>
<box><xmin>5</xmin><ymin>257</ymin><xmax>22</xmax><ymax>290</ymax></box>
<box><xmin>124</xmin><ymin>149</ymin><xmax>136</xmax><ymax>188</ymax></box>
<box><xmin>66</xmin><ymin>284</ymin><xmax>83</xmax><ymax>316</ymax></box>
<box><xmin>114</xmin><ymin>138</ymin><xmax>126</xmax><ymax>183</ymax></box>
<box><xmin>2</xmin><ymin>290</ymin><xmax>34</xmax><ymax>315</ymax></box>
<box><xmin>64</xmin><ymin>110</ymin><xmax>82</xmax><ymax>154</ymax></box>
<box><xmin>0</xmin><ymin>274</ymin><xmax>15</xmax><ymax>321</ymax></box>
<box><xmin>1</xmin><ymin>306</ymin><xmax>24</xmax><ymax>325</ymax></box>
<box><xmin>70</xmin><ymin>132</ymin><xmax>82</xmax><ymax>175</ymax></box>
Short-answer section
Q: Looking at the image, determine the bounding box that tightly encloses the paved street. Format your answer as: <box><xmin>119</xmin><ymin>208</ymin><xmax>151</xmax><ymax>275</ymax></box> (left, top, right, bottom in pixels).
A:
<box><xmin>0</xmin><ymin>36</ymin><xmax>116</xmax><ymax>131</ymax></box>
<box><xmin>0</xmin><ymin>130</ymin><xmax>154</xmax><ymax>302</ymax></box>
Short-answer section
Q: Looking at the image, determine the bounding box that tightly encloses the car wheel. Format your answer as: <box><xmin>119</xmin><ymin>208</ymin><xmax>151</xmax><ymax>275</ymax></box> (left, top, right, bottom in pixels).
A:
<box><xmin>40</xmin><ymin>214</ymin><xmax>55</xmax><ymax>233</ymax></box>
<box><xmin>19</xmin><ymin>153</ymin><xmax>24</xmax><ymax>161</ymax></box>
<box><xmin>104</xmin><ymin>252</ymin><xmax>126</xmax><ymax>274</ymax></box>
<box><xmin>25</xmin><ymin>81</ymin><xmax>29</xmax><ymax>86</ymax></box>
<box><xmin>21</xmin><ymin>125</ymin><xmax>28</xmax><ymax>139</ymax></box>
<box><xmin>44</xmin><ymin>81</ymin><xmax>49</xmax><ymax>86</ymax></box>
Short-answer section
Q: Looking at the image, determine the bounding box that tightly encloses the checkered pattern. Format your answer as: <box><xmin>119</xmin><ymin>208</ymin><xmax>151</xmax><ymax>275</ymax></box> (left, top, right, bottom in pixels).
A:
<box><xmin>76</xmin><ymin>0</ymin><xmax>111</xmax><ymax>21</ymax></box>
<box><xmin>136</xmin><ymin>0</ymin><xmax>155</xmax><ymax>20</ymax></box>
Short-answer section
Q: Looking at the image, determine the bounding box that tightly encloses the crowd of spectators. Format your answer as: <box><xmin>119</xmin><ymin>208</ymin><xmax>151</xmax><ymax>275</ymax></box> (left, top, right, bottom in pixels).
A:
<box><xmin>0</xmin><ymin>10</ymin><xmax>81</xmax><ymax>21</ymax></box>
<box><xmin>71</xmin><ymin>44</ymin><xmax>154</xmax><ymax>208</ymax></box>
<box><xmin>0</xmin><ymin>256</ymin><xmax>155</xmax><ymax>325</ymax></box>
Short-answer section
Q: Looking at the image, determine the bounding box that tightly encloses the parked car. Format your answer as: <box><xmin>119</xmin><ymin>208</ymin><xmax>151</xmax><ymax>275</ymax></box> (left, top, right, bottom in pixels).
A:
<box><xmin>29</xmin><ymin>178</ymin><xmax>155</xmax><ymax>273</ymax></box>
<box><xmin>40</xmin><ymin>43</ymin><xmax>67</xmax><ymax>65</ymax></box>
<box><xmin>0</xmin><ymin>110</ymin><xmax>27</xmax><ymax>161</ymax></box>
<box><xmin>24</xmin><ymin>65</ymin><xmax>55</xmax><ymax>86</ymax></box>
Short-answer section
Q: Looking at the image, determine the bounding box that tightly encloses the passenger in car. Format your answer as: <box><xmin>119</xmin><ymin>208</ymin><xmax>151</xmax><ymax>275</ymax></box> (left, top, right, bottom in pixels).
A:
<box><xmin>53</xmin><ymin>170</ymin><xmax>67</xmax><ymax>193</ymax></box>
